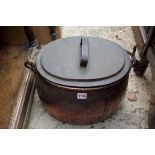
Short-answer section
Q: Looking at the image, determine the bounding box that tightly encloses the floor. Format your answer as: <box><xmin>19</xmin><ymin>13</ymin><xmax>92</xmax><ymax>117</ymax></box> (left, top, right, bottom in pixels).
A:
<box><xmin>0</xmin><ymin>45</ymin><xmax>31</xmax><ymax>128</ymax></box>
<box><xmin>27</xmin><ymin>26</ymin><xmax>151</xmax><ymax>129</ymax></box>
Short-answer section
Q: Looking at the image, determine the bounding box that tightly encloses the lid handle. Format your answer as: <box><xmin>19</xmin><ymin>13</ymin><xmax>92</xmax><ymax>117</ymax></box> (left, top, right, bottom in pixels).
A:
<box><xmin>80</xmin><ymin>38</ymin><xmax>89</xmax><ymax>67</ymax></box>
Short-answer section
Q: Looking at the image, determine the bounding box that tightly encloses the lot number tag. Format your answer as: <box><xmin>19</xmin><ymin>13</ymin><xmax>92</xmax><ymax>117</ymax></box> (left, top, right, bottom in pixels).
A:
<box><xmin>77</xmin><ymin>93</ymin><xmax>87</xmax><ymax>99</ymax></box>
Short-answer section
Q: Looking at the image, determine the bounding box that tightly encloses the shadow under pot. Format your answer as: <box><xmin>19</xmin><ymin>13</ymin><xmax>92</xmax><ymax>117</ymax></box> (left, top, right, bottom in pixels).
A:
<box><xmin>25</xmin><ymin>36</ymin><xmax>132</xmax><ymax>125</ymax></box>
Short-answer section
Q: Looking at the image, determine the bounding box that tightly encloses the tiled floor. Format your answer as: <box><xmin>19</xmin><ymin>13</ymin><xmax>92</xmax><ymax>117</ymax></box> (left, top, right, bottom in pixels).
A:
<box><xmin>27</xmin><ymin>26</ymin><xmax>151</xmax><ymax>129</ymax></box>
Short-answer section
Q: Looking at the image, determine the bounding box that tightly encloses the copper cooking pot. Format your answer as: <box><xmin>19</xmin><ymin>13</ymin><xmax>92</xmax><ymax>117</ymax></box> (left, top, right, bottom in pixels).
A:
<box><xmin>25</xmin><ymin>36</ymin><xmax>134</xmax><ymax>125</ymax></box>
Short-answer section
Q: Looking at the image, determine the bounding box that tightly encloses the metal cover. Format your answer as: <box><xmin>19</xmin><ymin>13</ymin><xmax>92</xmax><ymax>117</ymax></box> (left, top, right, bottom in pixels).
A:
<box><xmin>36</xmin><ymin>36</ymin><xmax>130</xmax><ymax>87</ymax></box>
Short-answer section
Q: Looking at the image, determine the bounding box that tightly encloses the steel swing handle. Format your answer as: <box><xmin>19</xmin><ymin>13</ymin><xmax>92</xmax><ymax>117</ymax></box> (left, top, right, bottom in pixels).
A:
<box><xmin>126</xmin><ymin>45</ymin><xmax>137</xmax><ymax>68</ymax></box>
<box><xmin>24</xmin><ymin>59</ymin><xmax>36</xmax><ymax>72</ymax></box>
<box><xmin>24</xmin><ymin>48</ymin><xmax>39</xmax><ymax>72</ymax></box>
<box><xmin>80</xmin><ymin>38</ymin><xmax>89</xmax><ymax>67</ymax></box>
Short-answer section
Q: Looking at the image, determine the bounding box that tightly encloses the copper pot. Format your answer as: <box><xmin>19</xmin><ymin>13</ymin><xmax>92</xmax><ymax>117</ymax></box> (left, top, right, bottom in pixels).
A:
<box><xmin>25</xmin><ymin>36</ymin><xmax>133</xmax><ymax>125</ymax></box>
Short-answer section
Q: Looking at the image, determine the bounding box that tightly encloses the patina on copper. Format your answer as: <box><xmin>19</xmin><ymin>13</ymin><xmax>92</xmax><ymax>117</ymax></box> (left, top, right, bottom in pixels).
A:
<box><xmin>35</xmin><ymin>73</ymin><xmax>129</xmax><ymax>125</ymax></box>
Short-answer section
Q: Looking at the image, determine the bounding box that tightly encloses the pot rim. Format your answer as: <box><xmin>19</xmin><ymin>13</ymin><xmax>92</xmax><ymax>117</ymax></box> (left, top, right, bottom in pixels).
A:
<box><xmin>36</xmin><ymin>69</ymin><xmax>130</xmax><ymax>91</ymax></box>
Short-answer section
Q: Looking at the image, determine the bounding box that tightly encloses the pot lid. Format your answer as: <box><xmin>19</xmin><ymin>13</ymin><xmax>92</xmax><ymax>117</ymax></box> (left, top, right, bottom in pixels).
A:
<box><xmin>36</xmin><ymin>36</ymin><xmax>131</xmax><ymax>87</ymax></box>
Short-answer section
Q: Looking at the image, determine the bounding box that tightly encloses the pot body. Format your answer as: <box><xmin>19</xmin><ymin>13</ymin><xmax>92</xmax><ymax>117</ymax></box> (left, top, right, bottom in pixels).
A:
<box><xmin>25</xmin><ymin>36</ymin><xmax>133</xmax><ymax>125</ymax></box>
<box><xmin>35</xmin><ymin>72</ymin><xmax>129</xmax><ymax>125</ymax></box>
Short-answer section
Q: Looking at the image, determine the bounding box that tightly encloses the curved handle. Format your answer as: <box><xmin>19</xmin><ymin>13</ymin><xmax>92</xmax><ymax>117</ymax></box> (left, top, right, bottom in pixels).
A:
<box><xmin>24</xmin><ymin>47</ymin><xmax>40</xmax><ymax>72</ymax></box>
<box><xmin>80</xmin><ymin>38</ymin><xmax>89</xmax><ymax>67</ymax></box>
<box><xmin>126</xmin><ymin>45</ymin><xmax>137</xmax><ymax>67</ymax></box>
<box><xmin>24</xmin><ymin>59</ymin><xmax>36</xmax><ymax>72</ymax></box>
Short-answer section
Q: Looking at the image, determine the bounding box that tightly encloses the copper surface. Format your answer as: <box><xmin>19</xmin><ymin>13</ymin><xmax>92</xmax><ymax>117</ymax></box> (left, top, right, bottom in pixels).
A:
<box><xmin>36</xmin><ymin>75</ymin><xmax>128</xmax><ymax>125</ymax></box>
